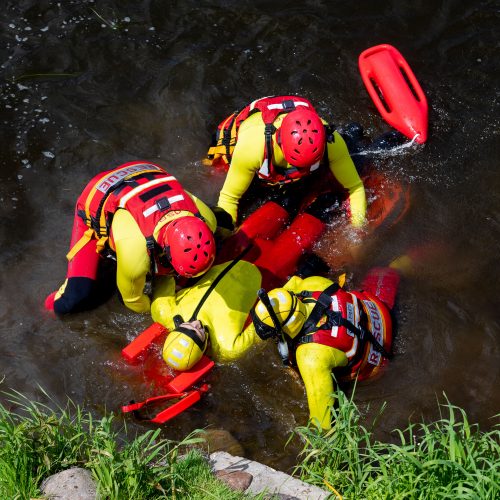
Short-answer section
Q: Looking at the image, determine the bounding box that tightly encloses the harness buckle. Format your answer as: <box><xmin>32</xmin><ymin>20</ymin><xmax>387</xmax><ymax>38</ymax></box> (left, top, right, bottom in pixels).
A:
<box><xmin>282</xmin><ymin>99</ymin><xmax>296</xmax><ymax>111</ymax></box>
<box><xmin>146</xmin><ymin>236</ymin><xmax>156</xmax><ymax>252</ymax></box>
<box><xmin>264</xmin><ymin>123</ymin><xmax>276</xmax><ymax>137</ymax></box>
<box><xmin>156</xmin><ymin>197</ymin><xmax>171</xmax><ymax>211</ymax></box>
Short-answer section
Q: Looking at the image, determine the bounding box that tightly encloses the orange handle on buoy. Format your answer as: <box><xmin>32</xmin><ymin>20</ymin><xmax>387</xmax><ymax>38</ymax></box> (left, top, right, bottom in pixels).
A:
<box><xmin>121</xmin><ymin>322</ymin><xmax>168</xmax><ymax>364</ymax></box>
<box><xmin>359</xmin><ymin>44</ymin><xmax>428</xmax><ymax>143</ymax></box>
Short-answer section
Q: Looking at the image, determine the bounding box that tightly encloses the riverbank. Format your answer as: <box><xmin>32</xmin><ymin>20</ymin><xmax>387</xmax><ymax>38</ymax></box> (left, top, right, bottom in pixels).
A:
<box><xmin>0</xmin><ymin>390</ymin><xmax>498</xmax><ymax>499</ymax></box>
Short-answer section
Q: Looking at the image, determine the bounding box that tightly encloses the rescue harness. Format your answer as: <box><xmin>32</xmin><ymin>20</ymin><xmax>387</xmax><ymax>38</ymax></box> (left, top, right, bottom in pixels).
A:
<box><xmin>207</xmin><ymin>95</ymin><xmax>335</xmax><ymax>185</ymax></box>
<box><xmin>67</xmin><ymin>163</ymin><xmax>204</xmax><ymax>278</ymax></box>
<box><xmin>295</xmin><ymin>283</ymin><xmax>392</xmax><ymax>361</ymax></box>
<box><xmin>256</xmin><ymin>283</ymin><xmax>392</xmax><ymax>367</ymax></box>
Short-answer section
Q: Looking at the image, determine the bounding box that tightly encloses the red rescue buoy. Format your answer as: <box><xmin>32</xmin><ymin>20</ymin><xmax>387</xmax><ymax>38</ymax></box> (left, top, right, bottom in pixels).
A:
<box><xmin>359</xmin><ymin>44</ymin><xmax>428</xmax><ymax>143</ymax></box>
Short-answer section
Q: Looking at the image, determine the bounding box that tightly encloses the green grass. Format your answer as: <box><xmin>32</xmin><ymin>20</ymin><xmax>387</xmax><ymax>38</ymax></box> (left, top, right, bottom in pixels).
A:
<box><xmin>0</xmin><ymin>389</ymin><xmax>250</xmax><ymax>499</ymax></box>
<box><xmin>1</xmin><ymin>388</ymin><xmax>498</xmax><ymax>499</ymax></box>
<box><xmin>293</xmin><ymin>391</ymin><xmax>500</xmax><ymax>499</ymax></box>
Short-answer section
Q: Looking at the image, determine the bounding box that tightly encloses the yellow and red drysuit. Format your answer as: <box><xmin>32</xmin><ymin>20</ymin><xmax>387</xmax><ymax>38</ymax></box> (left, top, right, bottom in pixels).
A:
<box><xmin>151</xmin><ymin>201</ymin><xmax>325</xmax><ymax>362</ymax></box>
<box><xmin>46</xmin><ymin>161</ymin><xmax>216</xmax><ymax>315</ymax></box>
<box><xmin>206</xmin><ymin>96</ymin><xmax>367</xmax><ymax>227</ymax></box>
<box><xmin>280</xmin><ymin>267</ymin><xmax>400</xmax><ymax>430</ymax></box>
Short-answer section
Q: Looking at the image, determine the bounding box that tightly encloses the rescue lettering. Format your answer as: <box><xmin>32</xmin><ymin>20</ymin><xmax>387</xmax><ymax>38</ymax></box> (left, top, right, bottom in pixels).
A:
<box><xmin>364</xmin><ymin>300</ymin><xmax>384</xmax><ymax>366</ymax></box>
<box><xmin>96</xmin><ymin>163</ymin><xmax>161</xmax><ymax>193</ymax></box>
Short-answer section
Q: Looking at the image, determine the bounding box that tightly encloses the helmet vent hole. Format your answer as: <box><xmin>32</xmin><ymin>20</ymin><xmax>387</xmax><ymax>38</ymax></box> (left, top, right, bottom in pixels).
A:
<box><xmin>205</xmin><ymin>240</ymin><xmax>211</xmax><ymax>245</ymax></box>
<box><xmin>187</xmin><ymin>235</ymin><xmax>193</xmax><ymax>241</ymax></box>
<box><xmin>198</xmin><ymin>231</ymin><xmax>202</xmax><ymax>238</ymax></box>
<box><xmin>193</xmin><ymin>254</ymin><xmax>198</xmax><ymax>261</ymax></box>
<box><xmin>298</xmin><ymin>138</ymin><xmax>303</xmax><ymax>145</ymax></box>
<box><xmin>184</xmin><ymin>248</ymin><xmax>192</xmax><ymax>253</ymax></box>
<box><xmin>203</xmin><ymin>251</ymin><xmax>208</xmax><ymax>257</ymax></box>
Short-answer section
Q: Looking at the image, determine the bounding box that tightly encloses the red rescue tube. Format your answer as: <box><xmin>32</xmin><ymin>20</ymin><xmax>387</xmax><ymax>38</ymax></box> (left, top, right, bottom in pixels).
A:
<box><xmin>359</xmin><ymin>44</ymin><xmax>428</xmax><ymax>143</ymax></box>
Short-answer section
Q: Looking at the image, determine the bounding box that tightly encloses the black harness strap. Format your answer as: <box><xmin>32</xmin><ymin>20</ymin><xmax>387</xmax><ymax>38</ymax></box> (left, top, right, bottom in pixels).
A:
<box><xmin>90</xmin><ymin>171</ymin><xmax>165</xmax><ymax>237</ymax></box>
<box><xmin>146</xmin><ymin>236</ymin><xmax>157</xmax><ymax>282</ymax></box>
<box><xmin>299</xmin><ymin>283</ymin><xmax>340</xmax><ymax>336</ymax></box>
<box><xmin>297</xmin><ymin>284</ymin><xmax>392</xmax><ymax>359</ymax></box>
<box><xmin>329</xmin><ymin>310</ymin><xmax>392</xmax><ymax>359</ymax></box>
<box><xmin>174</xmin><ymin>325</ymin><xmax>207</xmax><ymax>352</ymax></box>
<box><xmin>222</xmin><ymin>113</ymin><xmax>238</xmax><ymax>158</ymax></box>
<box><xmin>166</xmin><ymin>246</ymin><xmax>253</xmax><ymax>337</ymax></box>
<box><xmin>188</xmin><ymin>245</ymin><xmax>253</xmax><ymax>322</ymax></box>
<box><xmin>264</xmin><ymin>123</ymin><xmax>277</xmax><ymax>171</ymax></box>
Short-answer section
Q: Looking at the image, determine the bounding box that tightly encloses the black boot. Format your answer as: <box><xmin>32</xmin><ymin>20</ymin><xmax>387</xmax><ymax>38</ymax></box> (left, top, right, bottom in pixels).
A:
<box><xmin>296</xmin><ymin>253</ymin><xmax>330</xmax><ymax>278</ymax></box>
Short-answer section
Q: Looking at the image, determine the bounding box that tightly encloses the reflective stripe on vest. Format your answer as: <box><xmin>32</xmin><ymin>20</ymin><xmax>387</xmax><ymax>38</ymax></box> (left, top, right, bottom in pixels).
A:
<box><xmin>118</xmin><ymin>176</ymin><xmax>176</xmax><ymax>209</ymax></box>
<box><xmin>67</xmin><ymin>163</ymin><xmax>200</xmax><ymax>262</ymax></box>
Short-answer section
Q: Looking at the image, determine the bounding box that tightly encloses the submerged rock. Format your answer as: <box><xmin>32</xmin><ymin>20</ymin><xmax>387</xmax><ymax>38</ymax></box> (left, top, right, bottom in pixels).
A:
<box><xmin>199</xmin><ymin>428</ymin><xmax>245</xmax><ymax>456</ymax></box>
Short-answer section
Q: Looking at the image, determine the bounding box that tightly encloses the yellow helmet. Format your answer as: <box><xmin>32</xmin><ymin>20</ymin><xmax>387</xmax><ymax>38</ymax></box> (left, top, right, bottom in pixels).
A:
<box><xmin>162</xmin><ymin>324</ymin><xmax>207</xmax><ymax>371</ymax></box>
<box><xmin>252</xmin><ymin>288</ymin><xmax>307</xmax><ymax>340</ymax></box>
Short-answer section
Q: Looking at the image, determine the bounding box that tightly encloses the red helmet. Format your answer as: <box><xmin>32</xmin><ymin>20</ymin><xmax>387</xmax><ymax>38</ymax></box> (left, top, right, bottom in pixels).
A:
<box><xmin>160</xmin><ymin>216</ymin><xmax>215</xmax><ymax>278</ymax></box>
<box><xmin>280</xmin><ymin>109</ymin><xmax>326</xmax><ymax>168</ymax></box>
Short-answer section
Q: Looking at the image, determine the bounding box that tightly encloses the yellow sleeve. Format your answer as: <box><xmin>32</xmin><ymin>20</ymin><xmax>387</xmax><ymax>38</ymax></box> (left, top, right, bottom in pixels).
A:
<box><xmin>217</xmin><ymin>114</ymin><xmax>265</xmax><ymax>224</ymax></box>
<box><xmin>187</xmin><ymin>192</ymin><xmax>217</xmax><ymax>232</ymax></box>
<box><xmin>296</xmin><ymin>342</ymin><xmax>348</xmax><ymax>430</ymax></box>
<box><xmin>112</xmin><ymin>210</ymin><xmax>151</xmax><ymax>313</ymax></box>
<box><xmin>283</xmin><ymin>275</ymin><xmax>335</xmax><ymax>294</ymax></box>
<box><xmin>196</xmin><ymin>260</ymin><xmax>263</xmax><ymax>361</ymax></box>
<box><xmin>327</xmin><ymin>131</ymin><xmax>367</xmax><ymax>228</ymax></box>
<box><xmin>150</xmin><ymin>275</ymin><xmax>178</xmax><ymax>329</ymax></box>
<box><xmin>215</xmin><ymin>321</ymin><xmax>263</xmax><ymax>362</ymax></box>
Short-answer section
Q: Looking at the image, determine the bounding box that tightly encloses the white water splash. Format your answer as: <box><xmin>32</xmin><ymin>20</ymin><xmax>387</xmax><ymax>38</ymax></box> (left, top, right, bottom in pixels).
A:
<box><xmin>351</xmin><ymin>133</ymin><xmax>421</xmax><ymax>158</ymax></box>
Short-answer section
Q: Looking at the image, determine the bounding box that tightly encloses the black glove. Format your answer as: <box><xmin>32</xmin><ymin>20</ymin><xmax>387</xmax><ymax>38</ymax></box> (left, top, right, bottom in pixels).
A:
<box><xmin>211</xmin><ymin>206</ymin><xmax>234</xmax><ymax>231</ymax></box>
<box><xmin>296</xmin><ymin>253</ymin><xmax>330</xmax><ymax>278</ymax></box>
<box><xmin>269</xmin><ymin>184</ymin><xmax>303</xmax><ymax>218</ymax></box>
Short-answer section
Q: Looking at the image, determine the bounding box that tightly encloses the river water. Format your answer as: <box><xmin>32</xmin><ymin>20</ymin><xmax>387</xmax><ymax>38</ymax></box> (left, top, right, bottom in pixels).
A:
<box><xmin>0</xmin><ymin>0</ymin><xmax>498</xmax><ymax>472</ymax></box>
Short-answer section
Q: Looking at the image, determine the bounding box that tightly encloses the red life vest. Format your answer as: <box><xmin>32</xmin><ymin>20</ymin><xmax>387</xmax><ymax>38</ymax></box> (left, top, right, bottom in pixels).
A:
<box><xmin>207</xmin><ymin>95</ymin><xmax>327</xmax><ymax>185</ymax></box>
<box><xmin>68</xmin><ymin>162</ymin><xmax>202</xmax><ymax>272</ymax></box>
<box><xmin>298</xmin><ymin>287</ymin><xmax>392</xmax><ymax>382</ymax></box>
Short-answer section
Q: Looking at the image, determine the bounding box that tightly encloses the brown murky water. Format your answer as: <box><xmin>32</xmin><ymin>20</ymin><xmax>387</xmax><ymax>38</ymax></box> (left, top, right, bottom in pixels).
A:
<box><xmin>0</xmin><ymin>0</ymin><xmax>498</xmax><ymax>472</ymax></box>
